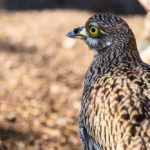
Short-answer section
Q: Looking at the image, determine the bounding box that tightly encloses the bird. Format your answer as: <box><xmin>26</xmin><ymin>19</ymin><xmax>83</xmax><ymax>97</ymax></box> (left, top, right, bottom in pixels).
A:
<box><xmin>66</xmin><ymin>13</ymin><xmax>150</xmax><ymax>150</ymax></box>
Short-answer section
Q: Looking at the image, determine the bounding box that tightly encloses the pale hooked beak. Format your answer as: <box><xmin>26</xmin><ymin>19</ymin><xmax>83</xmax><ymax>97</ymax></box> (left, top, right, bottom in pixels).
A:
<box><xmin>66</xmin><ymin>27</ymin><xmax>87</xmax><ymax>39</ymax></box>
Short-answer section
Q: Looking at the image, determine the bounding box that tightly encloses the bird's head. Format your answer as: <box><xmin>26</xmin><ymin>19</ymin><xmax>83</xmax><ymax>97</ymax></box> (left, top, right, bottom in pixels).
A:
<box><xmin>66</xmin><ymin>13</ymin><xmax>136</xmax><ymax>55</ymax></box>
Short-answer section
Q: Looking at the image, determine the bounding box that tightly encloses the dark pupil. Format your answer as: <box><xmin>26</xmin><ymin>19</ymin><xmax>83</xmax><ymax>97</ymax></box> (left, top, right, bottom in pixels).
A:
<box><xmin>91</xmin><ymin>27</ymin><xmax>96</xmax><ymax>32</ymax></box>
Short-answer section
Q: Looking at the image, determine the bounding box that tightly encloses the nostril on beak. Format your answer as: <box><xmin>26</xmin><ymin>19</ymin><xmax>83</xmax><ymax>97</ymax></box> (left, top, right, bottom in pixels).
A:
<box><xmin>73</xmin><ymin>27</ymin><xmax>84</xmax><ymax>34</ymax></box>
<box><xmin>73</xmin><ymin>28</ymin><xmax>79</xmax><ymax>34</ymax></box>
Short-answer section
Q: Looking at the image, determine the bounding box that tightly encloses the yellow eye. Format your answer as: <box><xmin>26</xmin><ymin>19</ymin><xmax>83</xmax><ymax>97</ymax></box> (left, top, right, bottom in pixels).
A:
<box><xmin>88</xmin><ymin>26</ymin><xmax>99</xmax><ymax>36</ymax></box>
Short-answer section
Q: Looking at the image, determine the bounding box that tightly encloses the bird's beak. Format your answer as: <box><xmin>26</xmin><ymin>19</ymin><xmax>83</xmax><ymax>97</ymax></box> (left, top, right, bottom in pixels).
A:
<box><xmin>66</xmin><ymin>27</ymin><xmax>87</xmax><ymax>39</ymax></box>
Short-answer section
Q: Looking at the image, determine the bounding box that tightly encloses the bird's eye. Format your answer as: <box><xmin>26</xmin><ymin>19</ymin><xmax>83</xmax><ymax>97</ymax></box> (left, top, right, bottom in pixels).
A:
<box><xmin>88</xmin><ymin>26</ymin><xmax>99</xmax><ymax>37</ymax></box>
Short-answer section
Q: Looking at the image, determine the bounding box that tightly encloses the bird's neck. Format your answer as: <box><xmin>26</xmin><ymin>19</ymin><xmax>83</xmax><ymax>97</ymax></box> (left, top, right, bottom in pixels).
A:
<box><xmin>93</xmin><ymin>41</ymin><xmax>141</xmax><ymax>73</ymax></box>
<box><xmin>84</xmin><ymin>43</ymin><xmax>141</xmax><ymax>88</ymax></box>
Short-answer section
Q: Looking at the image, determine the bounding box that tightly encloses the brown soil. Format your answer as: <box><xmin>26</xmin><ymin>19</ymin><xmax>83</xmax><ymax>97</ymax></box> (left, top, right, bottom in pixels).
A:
<box><xmin>0</xmin><ymin>10</ymin><xmax>146</xmax><ymax>150</ymax></box>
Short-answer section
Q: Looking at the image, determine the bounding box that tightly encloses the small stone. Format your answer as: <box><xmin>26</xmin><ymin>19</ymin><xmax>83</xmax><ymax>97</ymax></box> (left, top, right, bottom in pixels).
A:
<box><xmin>33</xmin><ymin>120</ymin><xmax>40</xmax><ymax>128</ymax></box>
<box><xmin>63</xmin><ymin>38</ymin><xmax>76</xmax><ymax>48</ymax></box>
<box><xmin>73</xmin><ymin>101</ymin><xmax>81</xmax><ymax>110</ymax></box>
<box><xmin>140</xmin><ymin>46</ymin><xmax>150</xmax><ymax>64</ymax></box>
<box><xmin>56</xmin><ymin>117</ymin><xmax>67</xmax><ymax>126</ymax></box>
<box><xmin>42</xmin><ymin>127</ymin><xmax>61</xmax><ymax>137</ymax></box>
<box><xmin>30</xmin><ymin>99</ymin><xmax>38</xmax><ymax>107</ymax></box>
<box><xmin>6</xmin><ymin>112</ymin><xmax>17</xmax><ymax>122</ymax></box>
<box><xmin>16</xmin><ymin>141</ymin><xmax>25</xmax><ymax>149</ymax></box>
<box><xmin>60</xmin><ymin>136</ymin><xmax>66</xmax><ymax>144</ymax></box>
<box><xmin>49</xmin><ymin>84</ymin><xmax>60</xmax><ymax>95</ymax></box>
<box><xmin>42</xmin><ymin>134</ymin><xmax>49</xmax><ymax>140</ymax></box>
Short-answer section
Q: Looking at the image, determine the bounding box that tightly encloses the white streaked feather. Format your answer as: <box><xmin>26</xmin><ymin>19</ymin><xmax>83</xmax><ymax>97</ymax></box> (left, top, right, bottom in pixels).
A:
<box><xmin>87</xmin><ymin>37</ymin><xmax>98</xmax><ymax>46</ymax></box>
<box><xmin>105</xmin><ymin>41</ymin><xmax>112</xmax><ymax>46</ymax></box>
<box><xmin>90</xmin><ymin>22</ymin><xmax>99</xmax><ymax>27</ymax></box>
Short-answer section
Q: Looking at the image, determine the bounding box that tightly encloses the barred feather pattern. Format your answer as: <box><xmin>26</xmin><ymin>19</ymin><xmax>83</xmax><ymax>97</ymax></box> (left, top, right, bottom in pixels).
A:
<box><xmin>79</xmin><ymin>13</ymin><xmax>150</xmax><ymax>150</ymax></box>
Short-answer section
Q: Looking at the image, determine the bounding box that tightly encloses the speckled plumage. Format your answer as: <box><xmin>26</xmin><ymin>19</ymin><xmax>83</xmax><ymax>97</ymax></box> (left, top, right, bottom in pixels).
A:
<box><xmin>67</xmin><ymin>13</ymin><xmax>150</xmax><ymax>150</ymax></box>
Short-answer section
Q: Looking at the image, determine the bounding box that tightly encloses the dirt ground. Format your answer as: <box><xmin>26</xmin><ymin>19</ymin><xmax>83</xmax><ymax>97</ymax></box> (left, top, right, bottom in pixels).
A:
<box><xmin>0</xmin><ymin>10</ymin><xmax>147</xmax><ymax>150</ymax></box>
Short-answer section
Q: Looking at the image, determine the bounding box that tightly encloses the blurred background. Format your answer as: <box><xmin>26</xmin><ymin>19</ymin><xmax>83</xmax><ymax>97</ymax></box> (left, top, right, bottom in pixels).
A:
<box><xmin>0</xmin><ymin>0</ymin><xmax>150</xmax><ymax>150</ymax></box>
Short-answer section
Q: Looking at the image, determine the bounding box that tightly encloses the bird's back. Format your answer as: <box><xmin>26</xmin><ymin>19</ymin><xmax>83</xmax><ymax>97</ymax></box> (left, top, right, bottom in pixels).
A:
<box><xmin>80</xmin><ymin>61</ymin><xmax>150</xmax><ymax>150</ymax></box>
